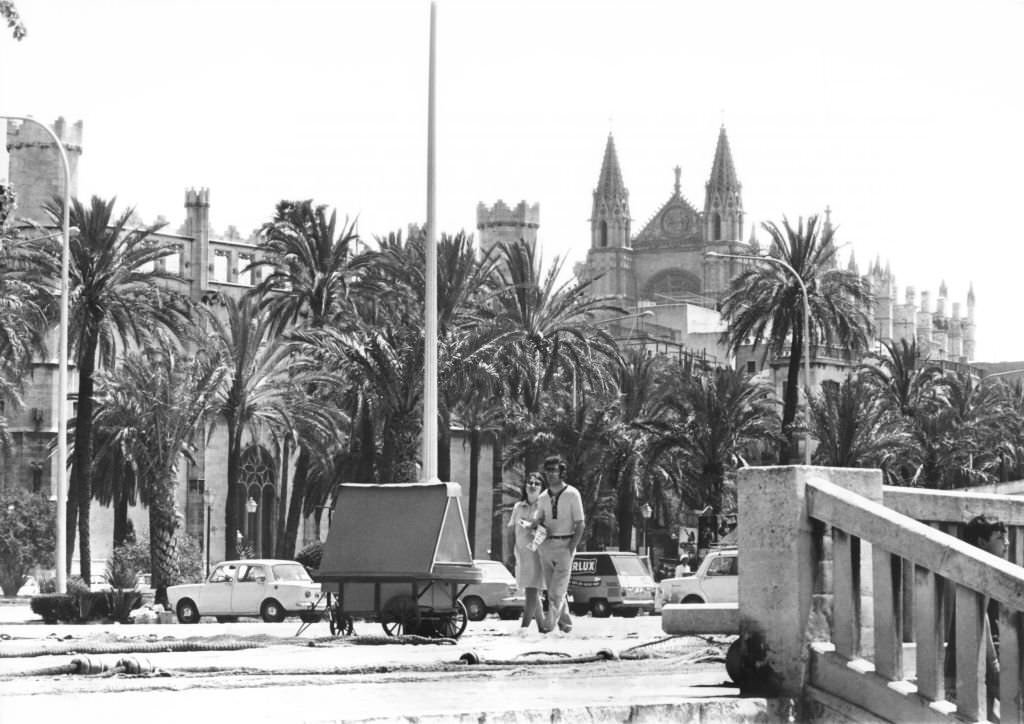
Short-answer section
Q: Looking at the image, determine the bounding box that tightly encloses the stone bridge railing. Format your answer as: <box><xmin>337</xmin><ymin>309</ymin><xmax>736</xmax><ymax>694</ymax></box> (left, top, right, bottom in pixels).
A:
<box><xmin>735</xmin><ymin>467</ymin><xmax>1024</xmax><ymax>723</ymax></box>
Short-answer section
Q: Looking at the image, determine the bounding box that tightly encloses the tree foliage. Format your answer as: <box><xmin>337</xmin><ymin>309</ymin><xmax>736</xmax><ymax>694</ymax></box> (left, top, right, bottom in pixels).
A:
<box><xmin>0</xmin><ymin>488</ymin><xmax>55</xmax><ymax>596</ymax></box>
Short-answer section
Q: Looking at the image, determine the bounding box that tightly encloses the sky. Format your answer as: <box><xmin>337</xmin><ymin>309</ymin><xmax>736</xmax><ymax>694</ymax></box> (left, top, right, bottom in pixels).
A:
<box><xmin>2</xmin><ymin>0</ymin><xmax>1023</xmax><ymax>361</ymax></box>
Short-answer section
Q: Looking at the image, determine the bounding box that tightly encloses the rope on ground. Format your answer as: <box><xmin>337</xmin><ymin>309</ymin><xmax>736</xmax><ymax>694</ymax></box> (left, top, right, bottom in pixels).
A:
<box><xmin>305</xmin><ymin>634</ymin><xmax>457</xmax><ymax>647</ymax></box>
<box><xmin>0</xmin><ymin>638</ymin><xmax>266</xmax><ymax>659</ymax></box>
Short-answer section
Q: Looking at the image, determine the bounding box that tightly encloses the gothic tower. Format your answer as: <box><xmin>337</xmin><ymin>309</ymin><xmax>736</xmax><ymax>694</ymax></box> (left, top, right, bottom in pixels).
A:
<box><xmin>6</xmin><ymin>117</ymin><xmax>83</xmax><ymax>226</ymax></box>
<box><xmin>703</xmin><ymin>126</ymin><xmax>743</xmax><ymax>244</ymax></box>
<box><xmin>587</xmin><ymin>134</ymin><xmax>634</xmax><ymax>299</ymax></box>
<box><xmin>476</xmin><ymin>200</ymin><xmax>539</xmax><ymax>257</ymax></box>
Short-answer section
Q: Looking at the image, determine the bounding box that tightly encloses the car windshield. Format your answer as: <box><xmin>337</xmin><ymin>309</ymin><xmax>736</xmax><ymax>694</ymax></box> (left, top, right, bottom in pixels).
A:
<box><xmin>612</xmin><ymin>556</ymin><xmax>650</xmax><ymax>576</ymax></box>
<box><xmin>477</xmin><ymin>561</ymin><xmax>512</xmax><ymax>582</ymax></box>
<box><xmin>272</xmin><ymin>563</ymin><xmax>312</xmax><ymax>582</ymax></box>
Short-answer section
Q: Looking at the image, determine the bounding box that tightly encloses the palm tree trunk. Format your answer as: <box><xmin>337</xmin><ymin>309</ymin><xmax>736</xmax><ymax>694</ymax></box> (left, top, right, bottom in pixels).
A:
<box><xmin>225</xmin><ymin>422</ymin><xmax>241</xmax><ymax>560</ymax></box>
<box><xmin>438</xmin><ymin>406</ymin><xmax>451</xmax><ymax>482</ymax></box>
<box><xmin>274</xmin><ymin>438</ymin><xmax>291</xmax><ymax>558</ymax></box>
<box><xmin>490</xmin><ymin>431</ymin><xmax>504</xmax><ymax>561</ymax></box>
<box><xmin>781</xmin><ymin>334</ymin><xmax>803</xmax><ymax>463</ymax></box>
<box><xmin>281</xmin><ymin>448</ymin><xmax>310</xmax><ymax>558</ymax></box>
<box><xmin>467</xmin><ymin>427</ymin><xmax>480</xmax><ymax>555</ymax></box>
<box><xmin>149</xmin><ymin>476</ymin><xmax>177</xmax><ymax>606</ymax></box>
<box><xmin>113</xmin><ymin>493</ymin><xmax>129</xmax><ymax>548</ymax></box>
<box><xmin>71</xmin><ymin>336</ymin><xmax>99</xmax><ymax>583</ymax></box>
<box><xmin>356</xmin><ymin>397</ymin><xmax>375</xmax><ymax>483</ymax></box>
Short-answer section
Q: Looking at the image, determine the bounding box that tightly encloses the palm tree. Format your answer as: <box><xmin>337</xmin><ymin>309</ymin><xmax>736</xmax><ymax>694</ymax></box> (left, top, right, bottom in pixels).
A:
<box><xmin>860</xmin><ymin>338</ymin><xmax>943</xmax><ymax>418</ymax></box>
<box><xmin>807</xmin><ymin>372</ymin><xmax>911</xmax><ymax>482</ymax></box>
<box><xmin>483</xmin><ymin>238</ymin><xmax>623</xmax><ymax>470</ymax></box>
<box><xmin>92</xmin><ymin>336</ymin><xmax>226</xmax><ymax>594</ymax></box>
<box><xmin>206</xmin><ymin>295</ymin><xmax>312</xmax><ymax>560</ymax></box>
<box><xmin>641</xmin><ymin>366</ymin><xmax>780</xmax><ymax>516</ymax></box>
<box><xmin>44</xmin><ymin>196</ymin><xmax>191</xmax><ymax>582</ymax></box>
<box><xmin>719</xmin><ymin>216</ymin><xmax>873</xmax><ymax>462</ymax></box>
<box><xmin>250</xmin><ymin>199</ymin><xmax>361</xmax><ymax>558</ymax></box>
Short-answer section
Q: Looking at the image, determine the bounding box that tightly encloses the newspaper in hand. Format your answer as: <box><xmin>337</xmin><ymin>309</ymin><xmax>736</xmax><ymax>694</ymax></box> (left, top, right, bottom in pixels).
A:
<box><xmin>528</xmin><ymin>525</ymin><xmax>547</xmax><ymax>551</ymax></box>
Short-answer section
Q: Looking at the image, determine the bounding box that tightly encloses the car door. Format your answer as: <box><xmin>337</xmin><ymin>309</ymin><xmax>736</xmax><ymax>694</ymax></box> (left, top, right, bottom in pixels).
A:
<box><xmin>200</xmin><ymin>563</ymin><xmax>238</xmax><ymax>613</ymax></box>
<box><xmin>232</xmin><ymin>564</ymin><xmax>269</xmax><ymax>615</ymax></box>
<box><xmin>701</xmin><ymin>553</ymin><xmax>738</xmax><ymax>602</ymax></box>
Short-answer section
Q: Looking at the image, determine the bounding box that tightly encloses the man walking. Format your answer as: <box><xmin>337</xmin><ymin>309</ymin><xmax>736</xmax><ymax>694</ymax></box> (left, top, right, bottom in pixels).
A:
<box><xmin>534</xmin><ymin>454</ymin><xmax>585</xmax><ymax>634</ymax></box>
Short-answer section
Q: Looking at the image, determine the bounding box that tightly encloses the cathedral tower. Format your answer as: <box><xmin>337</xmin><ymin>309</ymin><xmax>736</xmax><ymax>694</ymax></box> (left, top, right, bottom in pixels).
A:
<box><xmin>476</xmin><ymin>200</ymin><xmax>539</xmax><ymax>257</ymax></box>
<box><xmin>587</xmin><ymin>134</ymin><xmax>634</xmax><ymax>299</ymax></box>
<box><xmin>703</xmin><ymin>126</ymin><xmax>743</xmax><ymax>243</ymax></box>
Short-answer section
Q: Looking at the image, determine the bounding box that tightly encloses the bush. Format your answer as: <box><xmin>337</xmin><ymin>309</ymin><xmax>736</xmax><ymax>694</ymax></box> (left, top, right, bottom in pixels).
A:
<box><xmin>0</xmin><ymin>489</ymin><xmax>56</xmax><ymax>596</ymax></box>
<box><xmin>30</xmin><ymin>594</ymin><xmax>76</xmax><ymax>624</ymax></box>
<box><xmin>295</xmin><ymin>542</ymin><xmax>323</xmax><ymax>572</ymax></box>
<box><xmin>168</xmin><ymin>534</ymin><xmax>203</xmax><ymax>585</ymax></box>
<box><xmin>105</xmin><ymin>548</ymin><xmax>139</xmax><ymax>590</ymax></box>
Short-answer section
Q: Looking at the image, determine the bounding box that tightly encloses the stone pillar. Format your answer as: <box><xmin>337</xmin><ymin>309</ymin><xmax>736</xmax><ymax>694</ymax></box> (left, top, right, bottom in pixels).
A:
<box><xmin>734</xmin><ymin>466</ymin><xmax>882</xmax><ymax>696</ymax></box>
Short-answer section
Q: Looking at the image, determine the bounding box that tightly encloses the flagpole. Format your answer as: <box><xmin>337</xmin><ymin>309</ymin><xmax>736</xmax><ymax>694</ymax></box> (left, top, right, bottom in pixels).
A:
<box><xmin>421</xmin><ymin>0</ymin><xmax>439</xmax><ymax>482</ymax></box>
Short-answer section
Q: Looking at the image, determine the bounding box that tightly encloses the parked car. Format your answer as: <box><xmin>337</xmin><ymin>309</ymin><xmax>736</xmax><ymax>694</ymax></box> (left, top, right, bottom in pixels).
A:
<box><xmin>567</xmin><ymin>551</ymin><xmax>657</xmax><ymax>618</ymax></box>
<box><xmin>659</xmin><ymin>547</ymin><xmax>738</xmax><ymax>605</ymax></box>
<box><xmin>167</xmin><ymin>559</ymin><xmax>324</xmax><ymax>623</ymax></box>
<box><xmin>458</xmin><ymin>559</ymin><xmax>525</xmax><ymax>621</ymax></box>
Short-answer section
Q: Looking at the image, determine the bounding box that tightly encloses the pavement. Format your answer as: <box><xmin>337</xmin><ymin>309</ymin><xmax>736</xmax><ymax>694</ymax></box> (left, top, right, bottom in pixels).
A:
<box><xmin>0</xmin><ymin>599</ymin><xmax>787</xmax><ymax>722</ymax></box>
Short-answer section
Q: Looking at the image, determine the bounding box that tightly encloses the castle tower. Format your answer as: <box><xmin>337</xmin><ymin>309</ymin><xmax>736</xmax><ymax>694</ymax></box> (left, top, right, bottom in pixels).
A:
<box><xmin>591</xmin><ymin>134</ymin><xmax>630</xmax><ymax>249</ymax></box>
<box><xmin>476</xmin><ymin>200</ymin><xmax>539</xmax><ymax>256</ymax></box>
<box><xmin>949</xmin><ymin>302</ymin><xmax>963</xmax><ymax>360</ymax></box>
<box><xmin>917</xmin><ymin>290</ymin><xmax>933</xmax><ymax>350</ymax></box>
<box><xmin>963</xmin><ymin>283</ymin><xmax>976</xmax><ymax>361</ymax></box>
<box><xmin>586</xmin><ymin>134</ymin><xmax>634</xmax><ymax>299</ymax></box>
<box><xmin>6</xmin><ymin>117</ymin><xmax>83</xmax><ymax>225</ymax></box>
<box><xmin>893</xmin><ymin>286</ymin><xmax>916</xmax><ymax>343</ymax></box>
<box><xmin>869</xmin><ymin>260</ymin><xmax>893</xmax><ymax>342</ymax></box>
<box><xmin>184</xmin><ymin>188</ymin><xmax>211</xmax><ymax>299</ymax></box>
<box><xmin>703</xmin><ymin>126</ymin><xmax>743</xmax><ymax>243</ymax></box>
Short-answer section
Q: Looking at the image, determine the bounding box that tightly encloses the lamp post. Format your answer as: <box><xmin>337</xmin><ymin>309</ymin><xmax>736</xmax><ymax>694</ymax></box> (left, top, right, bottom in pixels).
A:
<box><xmin>245</xmin><ymin>496</ymin><xmax>258</xmax><ymax>553</ymax></box>
<box><xmin>640</xmin><ymin>502</ymin><xmax>653</xmax><ymax>567</ymax></box>
<box><xmin>1</xmin><ymin>115</ymin><xmax>72</xmax><ymax>592</ymax></box>
<box><xmin>706</xmin><ymin>250</ymin><xmax>812</xmax><ymax>464</ymax></box>
<box><xmin>203</xmin><ymin>487</ymin><xmax>213</xmax><ymax>577</ymax></box>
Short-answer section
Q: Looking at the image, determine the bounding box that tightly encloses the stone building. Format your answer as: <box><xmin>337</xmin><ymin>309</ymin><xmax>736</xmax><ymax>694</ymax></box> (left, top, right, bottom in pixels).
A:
<box><xmin>2</xmin><ymin>118</ymin><xmax>500</xmax><ymax>575</ymax></box>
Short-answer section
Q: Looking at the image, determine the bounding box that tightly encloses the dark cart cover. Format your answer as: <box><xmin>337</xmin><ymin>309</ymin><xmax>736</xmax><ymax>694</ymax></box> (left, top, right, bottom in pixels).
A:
<box><xmin>316</xmin><ymin>482</ymin><xmax>482</xmax><ymax>583</ymax></box>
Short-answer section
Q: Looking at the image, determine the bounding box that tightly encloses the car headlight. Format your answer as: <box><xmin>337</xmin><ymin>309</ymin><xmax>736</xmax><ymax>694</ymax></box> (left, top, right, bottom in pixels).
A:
<box><xmin>305</xmin><ymin>591</ymin><xmax>312</xmax><ymax>598</ymax></box>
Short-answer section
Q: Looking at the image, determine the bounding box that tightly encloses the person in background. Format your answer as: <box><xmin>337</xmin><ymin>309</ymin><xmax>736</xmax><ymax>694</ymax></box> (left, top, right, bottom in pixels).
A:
<box><xmin>506</xmin><ymin>472</ymin><xmax>547</xmax><ymax>634</ymax></box>
<box><xmin>675</xmin><ymin>557</ymin><xmax>692</xmax><ymax>577</ymax></box>
<box><xmin>534</xmin><ymin>454</ymin><xmax>585</xmax><ymax>635</ymax></box>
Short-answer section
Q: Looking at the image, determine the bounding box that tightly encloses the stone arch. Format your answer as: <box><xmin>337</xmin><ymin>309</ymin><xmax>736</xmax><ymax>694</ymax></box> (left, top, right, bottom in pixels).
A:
<box><xmin>234</xmin><ymin>444</ymin><xmax>277</xmax><ymax>558</ymax></box>
<box><xmin>643</xmin><ymin>268</ymin><xmax>702</xmax><ymax>301</ymax></box>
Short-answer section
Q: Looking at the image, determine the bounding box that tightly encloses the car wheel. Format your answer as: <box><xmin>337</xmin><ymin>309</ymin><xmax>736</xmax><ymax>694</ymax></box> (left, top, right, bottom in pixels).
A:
<box><xmin>569</xmin><ymin>603</ymin><xmax>587</xmax><ymax>616</ymax></box>
<box><xmin>682</xmin><ymin>595</ymin><xmax>704</xmax><ymax>604</ymax></box>
<box><xmin>216</xmin><ymin>616</ymin><xmax>238</xmax><ymax>623</ymax></box>
<box><xmin>176</xmin><ymin>599</ymin><xmax>199</xmax><ymax>624</ymax></box>
<box><xmin>619</xmin><ymin>608</ymin><xmax>639</xmax><ymax>618</ymax></box>
<box><xmin>497</xmin><ymin>608</ymin><xmax>521</xmax><ymax>621</ymax></box>
<box><xmin>462</xmin><ymin>596</ymin><xmax>487</xmax><ymax>622</ymax></box>
<box><xmin>260</xmin><ymin>599</ymin><xmax>285</xmax><ymax>623</ymax></box>
<box><xmin>590</xmin><ymin>599</ymin><xmax>611</xmax><ymax>618</ymax></box>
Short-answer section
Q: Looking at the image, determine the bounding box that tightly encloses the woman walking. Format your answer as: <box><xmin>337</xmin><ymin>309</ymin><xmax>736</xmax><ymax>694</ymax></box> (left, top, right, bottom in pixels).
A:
<box><xmin>506</xmin><ymin>472</ymin><xmax>548</xmax><ymax>634</ymax></box>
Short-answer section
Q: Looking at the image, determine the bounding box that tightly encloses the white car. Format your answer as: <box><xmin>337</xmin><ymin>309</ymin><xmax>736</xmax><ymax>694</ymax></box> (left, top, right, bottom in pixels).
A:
<box><xmin>168</xmin><ymin>559</ymin><xmax>324</xmax><ymax>623</ymax></box>
<box><xmin>659</xmin><ymin>547</ymin><xmax>738</xmax><ymax>605</ymax></box>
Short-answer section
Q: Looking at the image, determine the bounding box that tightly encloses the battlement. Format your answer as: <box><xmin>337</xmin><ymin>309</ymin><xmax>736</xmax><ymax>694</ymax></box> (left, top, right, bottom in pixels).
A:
<box><xmin>476</xmin><ymin>199</ymin><xmax>539</xmax><ymax>230</ymax></box>
<box><xmin>185</xmin><ymin>187</ymin><xmax>210</xmax><ymax>207</ymax></box>
<box><xmin>6</xmin><ymin>116</ymin><xmax>83</xmax><ymax>151</ymax></box>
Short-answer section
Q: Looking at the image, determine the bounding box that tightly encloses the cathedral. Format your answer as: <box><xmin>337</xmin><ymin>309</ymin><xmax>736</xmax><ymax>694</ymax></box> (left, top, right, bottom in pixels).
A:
<box><xmin>571</xmin><ymin>127</ymin><xmax>977</xmax><ymax>369</ymax></box>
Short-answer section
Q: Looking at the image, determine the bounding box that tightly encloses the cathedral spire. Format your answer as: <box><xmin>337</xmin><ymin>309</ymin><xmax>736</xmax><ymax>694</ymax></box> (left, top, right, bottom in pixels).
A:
<box><xmin>596</xmin><ymin>133</ymin><xmax>627</xmax><ymax>202</ymax></box>
<box><xmin>591</xmin><ymin>133</ymin><xmax>630</xmax><ymax>250</ymax></box>
<box><xmin>704</xmin><ymin>126</ymin><xmax>743</xmax><ymax>243</ymax></box>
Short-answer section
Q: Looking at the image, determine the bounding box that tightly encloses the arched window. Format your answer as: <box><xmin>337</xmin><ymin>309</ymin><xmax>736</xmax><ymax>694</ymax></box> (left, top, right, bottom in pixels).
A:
<box><xmin>235</xmin><ymin>445</ymin><xmax>277</xmax><ymax>557</ymax></box>
<box><xmin>600</xmin><ymin>221</ymin><xmax>608</xmax><ymax>248</ymax></box>
<box><xmin>643</xmin><ymin>269</ymin><xmax>702</xmax><ymax>301</ymax></box>
<box><xmin>712</xmin><ymin>213</ymin><xmax>722</xmax><ymax>241</ymax></box>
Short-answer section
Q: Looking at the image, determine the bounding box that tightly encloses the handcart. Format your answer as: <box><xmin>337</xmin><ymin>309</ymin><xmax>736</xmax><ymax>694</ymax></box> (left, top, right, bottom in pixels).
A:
<box><xmin>311</xmin><ymin>482</ymin><xmax>483</xmax><ymax>639</ymax></box>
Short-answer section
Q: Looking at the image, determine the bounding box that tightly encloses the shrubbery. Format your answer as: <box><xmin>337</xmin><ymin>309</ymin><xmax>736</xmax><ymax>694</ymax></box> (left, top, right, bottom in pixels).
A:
<box><xmin>0</xmin><ymin>488</ymin><xmax>56</xmax><ymax>596</ymax></box>
<box><xmin>295</xmin><ymin>542</ymin><xmax>323</xmax><ymax>572</ymax></box>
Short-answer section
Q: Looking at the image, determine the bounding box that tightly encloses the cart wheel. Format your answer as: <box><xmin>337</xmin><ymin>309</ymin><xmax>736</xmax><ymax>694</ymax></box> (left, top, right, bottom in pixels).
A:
<box><xmin>435</xmin><ymin>600</ymin><xmax>469</xmax><ymax>640</ymax></box>
<box><xmin>381</xmin><ymin>595</ymin><xmax>421</xmax><ymax>637</ymax></box>
<box><xmin>329</xmin><ymin>611</ymin><xmax>354</xmax><ymax>636</ymax></box>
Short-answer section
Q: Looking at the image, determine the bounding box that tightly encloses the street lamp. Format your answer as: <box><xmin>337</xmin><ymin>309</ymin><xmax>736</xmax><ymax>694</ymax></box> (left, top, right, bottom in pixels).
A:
<box><xmin>2</xmin><ymin>115</ymin><xmax>73</xmax><ymax>592</ymax></box>
<box><xmin>640</xmin><ymin>502</ymin><xmax>653</xmax><ymax>568</ymax></box>
<box><xmin>706</xmin><ymin>250</ymin><xmax>812</xmax><ymax>464</ymax></box>
<box><xmin>203</xmin><ymin>486</ymin><xmax>213</xmax><ymax>577</ymax></box>
<box><xmin>245</xmin><ymin>496</ymin><xmax>258</xmax><ymax>553</ymax></box>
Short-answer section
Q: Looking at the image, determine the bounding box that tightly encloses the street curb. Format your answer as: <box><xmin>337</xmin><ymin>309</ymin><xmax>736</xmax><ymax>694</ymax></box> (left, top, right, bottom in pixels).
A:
<box><xmin>341</xmin><ymin>698</ymin><xmax>792</xmax><ymax>723</ymax></box>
